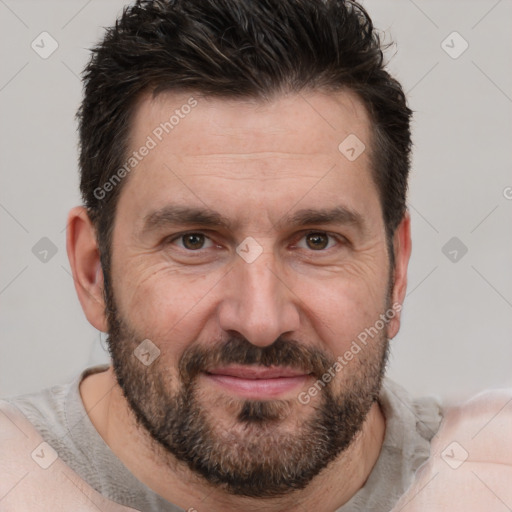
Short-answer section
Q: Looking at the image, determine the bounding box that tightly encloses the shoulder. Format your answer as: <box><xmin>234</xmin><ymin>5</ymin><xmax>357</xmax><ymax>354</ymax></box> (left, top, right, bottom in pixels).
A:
<box><xmin>391</xmin><ymin>387</ymin><xmax>512</xmax><ymax>511</ymax></box>
<box><xmin>0</xmin><ymin>399</ymin><xmax>52</xmax><ymax>510</ymax></box>
<box><xmin>0</xmin><ymin>399</ymin><xmax>138</xmax><ymax>511</ymax></box>
<box><xmin>0</xmin><ymin>398</ymin><xmax>43</xmax><ymax>453</ymax></box>
<box><xmin>439</xmin><ymin>387</ymin><xmax>512</xmax><ymax>460</ymax></box>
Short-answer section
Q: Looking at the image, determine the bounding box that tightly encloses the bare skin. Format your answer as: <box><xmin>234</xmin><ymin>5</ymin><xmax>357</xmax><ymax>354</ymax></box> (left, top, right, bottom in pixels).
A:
<box><xmin>68</xmin><ymin>90</ymin><xmax>411</xmax><ymax>512</ymax></box>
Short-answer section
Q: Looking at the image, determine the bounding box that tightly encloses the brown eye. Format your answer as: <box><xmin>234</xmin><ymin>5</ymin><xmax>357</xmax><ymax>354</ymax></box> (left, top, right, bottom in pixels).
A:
<box><xmin>181</xmin><ymin>233</ymin><xmax>206</xmax><ymax>250</ymax></box>
<box><xmin>305</xmin><ymin>232</ymin><xmax>329</xmax><ymax>250</ymax></box>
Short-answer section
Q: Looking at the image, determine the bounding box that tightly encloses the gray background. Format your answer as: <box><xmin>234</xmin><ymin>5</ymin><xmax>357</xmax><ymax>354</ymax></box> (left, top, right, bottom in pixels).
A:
<box><xmin>1</xmin><ymin>0</ymin><xmax>511</xmax><ymax>400</ymax></box>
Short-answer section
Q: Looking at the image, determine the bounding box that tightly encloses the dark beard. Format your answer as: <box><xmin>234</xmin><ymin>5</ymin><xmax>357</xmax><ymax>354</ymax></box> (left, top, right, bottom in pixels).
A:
<box><xmin>104</xmin><ymin>280</ymin><xmax>390</xmax><ymax>497</ymax></box>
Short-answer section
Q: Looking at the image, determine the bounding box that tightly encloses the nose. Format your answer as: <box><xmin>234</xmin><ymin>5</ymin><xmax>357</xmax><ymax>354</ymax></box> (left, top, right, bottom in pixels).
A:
<box><xmin>217</xmin><ymin>252</ymin><xmax>301</xmax><ymax>348</ymax></box>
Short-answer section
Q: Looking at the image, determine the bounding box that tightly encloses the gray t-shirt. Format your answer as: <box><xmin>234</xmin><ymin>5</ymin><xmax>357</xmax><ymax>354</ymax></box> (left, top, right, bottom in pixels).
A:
<box><xmin>4</xmin><ymin>365</ymin><xmax>443</xmax><ymax>511</ymax></box>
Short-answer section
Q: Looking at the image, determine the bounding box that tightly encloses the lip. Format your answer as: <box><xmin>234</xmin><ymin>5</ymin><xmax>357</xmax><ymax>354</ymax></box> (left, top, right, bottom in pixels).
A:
<box><xmin>203</xmin><ymin>366</ymin><xmax>311</xmax><ymax>399</ymax></box>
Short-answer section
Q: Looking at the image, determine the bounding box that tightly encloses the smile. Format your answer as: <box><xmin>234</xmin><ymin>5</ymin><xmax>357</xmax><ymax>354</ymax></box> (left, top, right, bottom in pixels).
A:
<box><xmin>203</xmin><ymin>366</ymin><xmax>311</xmax><ymax>399</ymax></box>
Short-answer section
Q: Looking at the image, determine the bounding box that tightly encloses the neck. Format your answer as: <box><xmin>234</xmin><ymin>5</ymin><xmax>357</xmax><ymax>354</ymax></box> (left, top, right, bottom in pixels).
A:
<box><xmin>80</xmin><ymin>366</ymin><xmax>386</xmax><ymax>512</ymax></box>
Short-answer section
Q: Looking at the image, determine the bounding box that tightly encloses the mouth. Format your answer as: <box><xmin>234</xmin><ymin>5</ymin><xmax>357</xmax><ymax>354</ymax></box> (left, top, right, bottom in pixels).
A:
<box><xmin>203</xmin><ymin>365</ymin><xmax>312</xmax><ymax>399</ymax></box>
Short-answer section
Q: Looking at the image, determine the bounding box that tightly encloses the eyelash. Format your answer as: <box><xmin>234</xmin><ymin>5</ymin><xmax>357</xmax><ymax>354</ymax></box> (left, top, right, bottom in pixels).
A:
<box><xmin>166</xmin><ymin>230</ymin><xmax>346</xmax><ymax>252</ymax></box>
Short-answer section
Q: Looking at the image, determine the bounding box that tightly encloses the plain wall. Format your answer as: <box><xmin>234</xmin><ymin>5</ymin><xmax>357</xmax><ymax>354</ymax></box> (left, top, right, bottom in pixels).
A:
<box><xmin>1</xmin><ymin>0</ymin><xmax>511</xmax><ymax>401</ymax></box>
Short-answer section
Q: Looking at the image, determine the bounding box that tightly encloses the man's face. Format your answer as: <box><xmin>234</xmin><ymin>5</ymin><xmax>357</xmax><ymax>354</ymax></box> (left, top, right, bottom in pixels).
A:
<box><xmin>104</xmin><ymin>90</ymin><xmax>393</xmax><ymax>496</ymax></box>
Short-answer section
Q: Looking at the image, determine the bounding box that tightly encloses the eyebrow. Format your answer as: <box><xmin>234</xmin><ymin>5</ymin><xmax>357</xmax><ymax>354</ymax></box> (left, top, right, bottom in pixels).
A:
<box><xmin>141</xmin><ymin>205</ymin><xmax>366</xmax><ymax>235</ymax></box>
<box><xmin>276</xmin><ymin>206</ymin><xmax>365</xmax><ymax>233</ymax></box>
<box><xmin>142</xmin><ymin>206</ymin><xmax>231</xmax><ymax>232</ymax></box>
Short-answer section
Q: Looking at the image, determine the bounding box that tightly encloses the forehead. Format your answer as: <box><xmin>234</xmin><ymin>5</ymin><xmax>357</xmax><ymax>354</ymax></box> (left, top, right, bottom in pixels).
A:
<box><xmin>131</xmin><ymin>88</ymin><xmax>372</xmax><ymax>157</ymax></box>
<box><xmin>118</xmin><ymin>89</ymin><xmax>380</xmax><ymax>232</ymax></box>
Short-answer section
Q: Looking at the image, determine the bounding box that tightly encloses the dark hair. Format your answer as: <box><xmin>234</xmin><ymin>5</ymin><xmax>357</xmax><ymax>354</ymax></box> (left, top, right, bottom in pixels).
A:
<box><xmin>77</xmin><ymin>0</ymin><xmax>412</xmax><ymax>280</ymax></box>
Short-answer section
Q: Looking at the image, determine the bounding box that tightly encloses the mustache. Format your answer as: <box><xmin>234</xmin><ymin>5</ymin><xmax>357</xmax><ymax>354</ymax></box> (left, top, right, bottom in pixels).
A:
<box><xmin>178</xmin><ymin>334</ymin><xmax>335</xmax><ymax>385</ymax></box>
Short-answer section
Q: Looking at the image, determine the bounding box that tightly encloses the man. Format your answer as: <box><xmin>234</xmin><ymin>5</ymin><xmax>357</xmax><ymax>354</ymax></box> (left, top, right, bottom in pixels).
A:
<box><xmin>1</xmin><ymin>1</ymin><xmax>511</xmax><ymax>511</ymax></box>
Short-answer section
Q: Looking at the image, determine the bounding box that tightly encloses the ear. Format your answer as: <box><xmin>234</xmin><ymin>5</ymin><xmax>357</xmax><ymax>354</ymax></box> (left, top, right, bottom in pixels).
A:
<box><xmin>66</xmin><ymin>206</ymin><xmax>108</xmax><ymax>332</ymax></box>
<box><xmin>387</xmin><ymin>211</ymin><xmax>412</xmax><ymax>339</ymax></box>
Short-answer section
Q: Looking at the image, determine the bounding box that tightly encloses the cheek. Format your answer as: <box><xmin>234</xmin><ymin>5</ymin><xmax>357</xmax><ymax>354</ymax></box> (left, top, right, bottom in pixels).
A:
<box><xmin>114</xmin><ymin>261</ymin><xmax>223</xmax><ymax>348</ymax></box>
<box><xmin>295</xmin><ymin>270</ymin><xmax>389</xmax><ymax>356</ymax></box>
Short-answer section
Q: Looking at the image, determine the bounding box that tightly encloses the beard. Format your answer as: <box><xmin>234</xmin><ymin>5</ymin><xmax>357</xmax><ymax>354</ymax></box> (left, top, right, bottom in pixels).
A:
<box><xmin>103</xmin><ymin>279</ymin><xmax>391</xmax><ymax>498</ymax></box>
